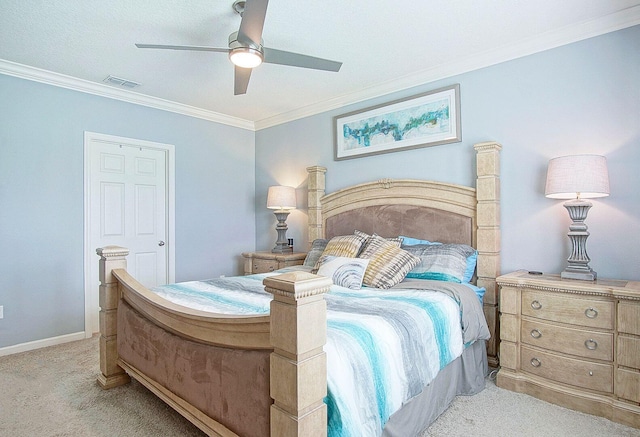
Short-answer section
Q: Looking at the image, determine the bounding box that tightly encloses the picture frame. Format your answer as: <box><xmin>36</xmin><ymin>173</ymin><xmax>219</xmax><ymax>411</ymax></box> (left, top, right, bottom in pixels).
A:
<box><xmin>334</xmin><ymin>84</ymin><xmax>461</xmax><ymax>160</ymax></box>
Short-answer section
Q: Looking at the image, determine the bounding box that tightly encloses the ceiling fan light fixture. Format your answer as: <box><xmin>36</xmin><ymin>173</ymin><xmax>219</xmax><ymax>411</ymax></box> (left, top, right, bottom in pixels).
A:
<box><xmin>229</xmin><ymin>47</ymin><xmax>263</xmax><ymax>68</ymax></box>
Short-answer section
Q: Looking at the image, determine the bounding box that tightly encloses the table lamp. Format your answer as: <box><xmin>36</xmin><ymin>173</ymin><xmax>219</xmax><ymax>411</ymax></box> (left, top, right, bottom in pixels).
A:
<box><xmin>545</xmin><ymin>154</ymin><xmax>609</xmax><ymax>280</ymax></box>
<box><xmin>267</xmin><ymin>185</ymin><xmax>296</xmax><ymax>253</ymax></box>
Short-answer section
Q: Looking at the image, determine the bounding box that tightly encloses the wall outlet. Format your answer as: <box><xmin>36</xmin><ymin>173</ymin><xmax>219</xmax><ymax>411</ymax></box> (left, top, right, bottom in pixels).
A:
<box><xmin>0</xmin><ymin>305</ymin><xmax>3</xmax><ymax>319</ymax></box>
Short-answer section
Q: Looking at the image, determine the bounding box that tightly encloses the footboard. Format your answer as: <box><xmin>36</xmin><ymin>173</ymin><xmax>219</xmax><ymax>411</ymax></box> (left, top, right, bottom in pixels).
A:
<box><xmin>96</xmin><ymin>246</ymin><xmax>332</xmax><ymax>437</ymax></box>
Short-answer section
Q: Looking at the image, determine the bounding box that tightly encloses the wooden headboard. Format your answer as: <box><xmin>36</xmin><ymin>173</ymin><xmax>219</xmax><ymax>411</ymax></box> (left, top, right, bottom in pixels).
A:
<box><xmin>306</xmin><ymin>141</ymin><xmax>502</xmax><ymax>367</ymax></box>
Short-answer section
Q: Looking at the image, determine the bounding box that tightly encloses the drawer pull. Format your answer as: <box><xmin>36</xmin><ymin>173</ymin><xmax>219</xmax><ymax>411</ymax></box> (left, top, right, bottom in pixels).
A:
<box><xmin>584</xmin><ymin>339</ymin><xmax>598</xmax><ymax>350</ymax></box>
<box><xmin>530</xmin><ymin>300</ymin><xmax>542</xmax><ymax>310</ymax></box>
<box><xmin>584</xmin><ymin>307</ymin><xmax>598</xmax><ymax>318</ymax></box>
<box><xmin>530</xmin><ymin>329</ymin><xmax>542</xmax><ymax>339</ymax></box>
<box><xmin>530</xmin><ymin>357</ymin><xmax>541</xmax><ymax>367</ymax></box>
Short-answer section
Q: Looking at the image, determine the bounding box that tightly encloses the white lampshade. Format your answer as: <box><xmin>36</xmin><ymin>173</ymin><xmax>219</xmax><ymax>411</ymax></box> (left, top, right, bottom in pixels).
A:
<box><xmin>267</xmin><ymin>186</ymin><xmax>296</xmax><ymax>210</ymax></box>
<box><xmin>545</xmin><ymin>154</ymin><xmax>610</xmax><ymax>200</ymax></box>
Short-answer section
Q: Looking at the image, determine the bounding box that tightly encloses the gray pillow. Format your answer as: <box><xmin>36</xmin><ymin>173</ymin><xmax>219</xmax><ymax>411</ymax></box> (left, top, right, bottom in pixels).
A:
<box><xmin>303</xmin><ymin>239</ymin><xmax>329</xmax><ymax>267</ymax></box>
<box><xmin>403</xmin><ymin>243</ymin><xmax>476</xmax><ymax>283</ymax></box>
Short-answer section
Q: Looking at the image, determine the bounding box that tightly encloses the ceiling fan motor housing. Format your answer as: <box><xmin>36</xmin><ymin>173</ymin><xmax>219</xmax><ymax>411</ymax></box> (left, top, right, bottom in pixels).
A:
<box><xmin>228</xmin><ymin>31</ymin><xmax>263</xmax><ymax>51</ymax></box>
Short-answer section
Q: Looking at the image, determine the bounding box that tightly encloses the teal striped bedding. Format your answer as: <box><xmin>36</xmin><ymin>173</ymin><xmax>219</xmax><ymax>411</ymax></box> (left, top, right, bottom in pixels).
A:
<box><xmin>152</xmin><ymin>267</ymin><xmax>488</xmax><ymax>437</ymax></box>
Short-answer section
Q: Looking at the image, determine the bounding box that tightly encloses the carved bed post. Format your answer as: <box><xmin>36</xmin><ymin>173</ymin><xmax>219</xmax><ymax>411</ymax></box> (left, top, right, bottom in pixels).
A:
<box><xmin>307</xmin><ymin>166</ymin><xmax>327</xmax><ymax>249</ymax></box>
<box><xmin>264</xmin><ymin>271</ymin><xmax>333</xmax><ymax>437</ymax></box>
<box><xmin>473</xmin><ymin>141</ymin><xmax>502</xmax><ymax>367</ymax></box>
<box><xmin>96</xmin><ymin>246</ymin><xmax>131</xmax><ymax>389</ymax></box>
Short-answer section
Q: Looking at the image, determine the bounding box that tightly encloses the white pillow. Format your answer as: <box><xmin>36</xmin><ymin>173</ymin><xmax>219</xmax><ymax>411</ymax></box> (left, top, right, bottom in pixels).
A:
<box><xmin>316</xmin><ymin>255</ymin><xmax>369</xmax><ymax>290</ymax></box>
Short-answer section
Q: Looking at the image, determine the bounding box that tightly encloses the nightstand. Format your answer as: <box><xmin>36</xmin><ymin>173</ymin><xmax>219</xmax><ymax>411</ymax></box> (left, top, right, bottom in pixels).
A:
<box><xmin>496</xmin><ymin>270</ymin><xmax>640</xmax><ymax>429</ymax></box>
<box><xmin>241</xmin><ymin>251</ymin><xmax>307</xmax><ymax>275</ymax></box>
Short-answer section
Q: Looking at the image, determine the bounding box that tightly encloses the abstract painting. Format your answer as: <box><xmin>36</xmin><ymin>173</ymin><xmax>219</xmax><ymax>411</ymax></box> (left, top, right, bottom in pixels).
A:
<box><xmin>334</xmin><ymin>84</ymin><xmax>461</xmax><ymax>160</ymax></box>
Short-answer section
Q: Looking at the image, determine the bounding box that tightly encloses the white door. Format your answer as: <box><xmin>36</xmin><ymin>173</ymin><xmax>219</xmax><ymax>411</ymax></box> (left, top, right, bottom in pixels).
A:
<box><xmin>84</xmin><ymin>132</ymin><xmax>175</xmax><ymax>335</ymax></box>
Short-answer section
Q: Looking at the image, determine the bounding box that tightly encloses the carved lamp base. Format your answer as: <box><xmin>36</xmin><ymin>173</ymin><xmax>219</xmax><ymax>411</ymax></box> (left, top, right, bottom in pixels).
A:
<box><xmin>561</xmin><ymin>199</ymin><xmax>597</xmax><ymax>281</ymax></box>
<box><xmin>272</xmin><ymin>210</ymin><xmax>293</xmax><ymax>254</ymax></box>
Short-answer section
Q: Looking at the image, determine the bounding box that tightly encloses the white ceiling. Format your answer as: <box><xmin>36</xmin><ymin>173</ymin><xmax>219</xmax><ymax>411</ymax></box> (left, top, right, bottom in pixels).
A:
<box><xmin>1</xmin><ymin>1</ymin><xmax>639</xmax><ymax>130</ymax></box>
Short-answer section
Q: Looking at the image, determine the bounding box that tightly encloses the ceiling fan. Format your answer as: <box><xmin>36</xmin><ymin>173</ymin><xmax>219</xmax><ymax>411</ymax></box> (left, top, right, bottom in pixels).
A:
<box><xmin>136</xmin><ymin>0</ymin><xmax>343</xmax><ymax>95</ymax></box>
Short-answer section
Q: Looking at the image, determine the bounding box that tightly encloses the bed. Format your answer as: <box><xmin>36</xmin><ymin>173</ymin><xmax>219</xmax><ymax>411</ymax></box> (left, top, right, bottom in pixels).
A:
<box><xmin>96</xmin><ymin>141</ymin><xmax>502</xmax><ymax>437</ymax></box>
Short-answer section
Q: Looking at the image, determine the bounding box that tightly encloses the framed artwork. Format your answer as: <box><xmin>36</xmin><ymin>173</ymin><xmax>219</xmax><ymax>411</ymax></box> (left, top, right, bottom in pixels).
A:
<box><xmin>334</xmin><ymin>84</ymin><xmax>461</xmax><ymax>160</ymax></box>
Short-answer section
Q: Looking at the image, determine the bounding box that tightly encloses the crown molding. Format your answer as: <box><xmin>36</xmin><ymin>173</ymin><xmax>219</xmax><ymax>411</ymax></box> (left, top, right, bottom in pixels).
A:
<box><xmin>254</xmin><ymin>6</ymin><xmax>640</xmax><ymax>130</ymax></box>
<box><xmin>0</xmin><ymin>59</ymin><xmax>255</xmax><ymax>131</ymax></box>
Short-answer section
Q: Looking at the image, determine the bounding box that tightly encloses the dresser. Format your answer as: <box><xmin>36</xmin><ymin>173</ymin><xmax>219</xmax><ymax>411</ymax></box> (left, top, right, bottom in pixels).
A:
<box><xmin>241</xmin><ymin>251</ymin><xmax>307</xmax><ymax>275</ymax></box>
<box><xmin>496</xmin><ymin>271</ymin><xmax>640</xmax><ymax>429</ymax></box>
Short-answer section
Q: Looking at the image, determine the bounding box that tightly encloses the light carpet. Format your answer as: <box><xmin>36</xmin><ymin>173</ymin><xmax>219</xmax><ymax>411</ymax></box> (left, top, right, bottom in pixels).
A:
<box><xmin>0</xmin><ymin>336</ymin><xmax>637</xmax><ymax>436</ymax></box>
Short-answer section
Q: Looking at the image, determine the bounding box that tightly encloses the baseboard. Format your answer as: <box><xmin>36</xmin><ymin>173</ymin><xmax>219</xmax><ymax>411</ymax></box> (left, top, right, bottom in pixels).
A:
<box><xmin>0</xmin><ymin>331</ymin><xmax>88</xmax><ymax>357</ymax></box>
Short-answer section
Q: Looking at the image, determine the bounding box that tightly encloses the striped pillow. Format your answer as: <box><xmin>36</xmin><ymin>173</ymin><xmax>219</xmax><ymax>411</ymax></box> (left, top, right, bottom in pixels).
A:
<box><xmin>403</xmin><ymin>243</ymin><xmax>477</xmax><ymax>283</ymax></box>
<box><xmin>359</xmin><ymin>234</ymin><xmax>420</xmax><ymax>289</ymax></box>
<box><xmin>354</xmin><ymin>230</ymin><xmax>402</xmax><ymax>256</ymax></box>
<box><xmin>313</xmin><ymin>233</ymin><xmax>368</xmax><ymax>271</ymax></box>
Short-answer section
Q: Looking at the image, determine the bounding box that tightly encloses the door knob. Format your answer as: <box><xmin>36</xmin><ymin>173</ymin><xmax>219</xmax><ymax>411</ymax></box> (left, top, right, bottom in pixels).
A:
<box><xmin>158</xmin><ymin>241</ymin><xmax>165</xmax><ymax>246</ymax></box>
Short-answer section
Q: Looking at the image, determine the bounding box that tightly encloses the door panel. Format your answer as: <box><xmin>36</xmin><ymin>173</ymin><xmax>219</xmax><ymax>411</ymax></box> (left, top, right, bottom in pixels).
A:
<box><xmin>135</xmin><ymin>185</ymin><xmax>156</xmax><ymax>235</ymax></box>
<box><xmin>135</xmin><ymin>252</ymin><xmax>158</xmax><ymax>288</ymax></box>
<box><xmin>101</xmin><ymin>183</ymin><xmax>125</xmax><ymax>236</ymax></box>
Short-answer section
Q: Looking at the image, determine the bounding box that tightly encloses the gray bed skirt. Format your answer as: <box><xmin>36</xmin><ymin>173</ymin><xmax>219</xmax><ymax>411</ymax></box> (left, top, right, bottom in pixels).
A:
<box><xmin>382</xmin><ymin>340</ymin><xmax>488</xmax><ymax>437</ymax></box>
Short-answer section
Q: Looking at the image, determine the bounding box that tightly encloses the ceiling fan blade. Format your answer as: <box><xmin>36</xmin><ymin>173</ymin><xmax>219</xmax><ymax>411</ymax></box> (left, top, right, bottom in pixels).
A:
<box><xmin>237</xmin><ymin>0</ymin><xmax>269</xmax><ymax>46</ymax></box>
<box><xmin>135</xmin><ymin>43</ymin><xmax>229</xmax><ymax>53</ymax></box>
<box><xmin>263</xmin><ymin>47</ymin><xmax>342</xmax><ymax>72</ymax></box>
<box><xmin>234</xmin><ymin>66</ymin><xmax>252</xmax><ymax>95</ymax></box>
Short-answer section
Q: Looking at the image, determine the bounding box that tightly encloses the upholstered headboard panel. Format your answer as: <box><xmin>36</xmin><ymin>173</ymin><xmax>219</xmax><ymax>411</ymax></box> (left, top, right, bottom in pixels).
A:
<box><xmin>325</xmin><ymin>204</ymin><xmax>472</xmax><ymax>245</ymax></box>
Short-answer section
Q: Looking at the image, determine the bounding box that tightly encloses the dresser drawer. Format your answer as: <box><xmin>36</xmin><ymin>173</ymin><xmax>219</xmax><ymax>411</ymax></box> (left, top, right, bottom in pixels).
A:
<box><xmin>243</xmin><ymin>252</ymin><xmax>307</xmax><ymax>275</ymax></box>
<box><xmin>252</xmin><ymin>259</ymin><xmax>277</xmax><ymax>273</ymax></box>
<box><xmin>521</xmin><ymin>319</ymin><xmax>613</xmax><ymax>361</ymax></box>
<box><xmin>618</xmin><ymin>301</ymin><xmax>640</xmax><ymax>336</ymax></box>
<box><xmin>521</xmin><ymin>290</ymin><xmax>613</xmax><ymax>329</ymax></box>
<box><xmin>521</xmin><ymin>346</ymin><xmax>613</xmax><ymax>393</ymax></box>
<box><xmin>617</xmin><ymin>335</ymin><xmax>640</xmax><ymax>369</ymax></box>
<box><xmin>616</xmin><ymin>368</ymin><xmax>640</xmax><ymax>403</ymax></box>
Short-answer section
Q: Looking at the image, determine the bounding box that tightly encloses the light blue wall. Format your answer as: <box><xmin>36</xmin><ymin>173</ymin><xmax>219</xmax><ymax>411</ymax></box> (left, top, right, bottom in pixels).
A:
<box><xmin>256</xmin><ymin>25</ymin><xmax>640</xmax><ymax>282</ymax></box>
<box><xmin>0</xmin><ymin>75</ymin><xmax>255</xmax><ymax>348</ymax></box>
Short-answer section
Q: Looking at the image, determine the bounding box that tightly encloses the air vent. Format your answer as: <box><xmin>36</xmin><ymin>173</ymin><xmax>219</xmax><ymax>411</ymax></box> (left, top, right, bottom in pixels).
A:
<box><xmin>103</xmin><ymin>75</ymin><xmax>141</xmax><ymax>88</ymax></box>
